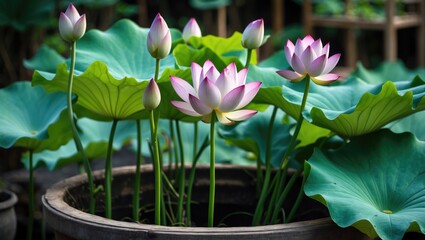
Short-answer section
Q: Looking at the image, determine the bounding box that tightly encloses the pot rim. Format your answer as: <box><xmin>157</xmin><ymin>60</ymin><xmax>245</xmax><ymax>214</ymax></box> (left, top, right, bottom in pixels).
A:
<box><xmin>42</xmin><ymin>164</ymin><xmax>337</xmax><ymax>235</ymax></box>
<box><xmin>0</xmin><ymin>189</ymin><xmax>18</xmax><ymax>210</ymax></box>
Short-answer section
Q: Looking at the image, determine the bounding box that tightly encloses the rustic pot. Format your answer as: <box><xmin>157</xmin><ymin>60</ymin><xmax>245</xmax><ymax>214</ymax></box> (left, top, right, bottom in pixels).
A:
<box><xmin>43</xmin><ymin>164</ymin><xmax>368</xmax><ymax>240</ymax></box>
<box><xmin>0</xmin><ymin>189</ymin><xmax>18</xmax><ymax>240</ymax></box>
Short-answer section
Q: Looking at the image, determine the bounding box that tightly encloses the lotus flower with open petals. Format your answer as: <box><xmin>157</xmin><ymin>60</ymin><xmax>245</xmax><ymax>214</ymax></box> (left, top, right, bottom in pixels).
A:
<box><xmin>277</xmin><ymin>35</ymin><xmax>341</xmax><ymax>85</ymax></box>
<box><xmin>170</xmin><ymin>60</ymin><xmax>262</xmax><ymax>125</ymax></box>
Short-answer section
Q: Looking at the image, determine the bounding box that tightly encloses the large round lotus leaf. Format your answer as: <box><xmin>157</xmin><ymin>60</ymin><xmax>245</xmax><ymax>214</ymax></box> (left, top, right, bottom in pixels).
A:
<box><xmin>349</xmin><ymin>61</ymin><xmax>425</xmax><ymax>84</ymax></box>
<box><xmin>304</xmin><ymin>130</ymin><xmax>425</xmax><ymax>240</ymax></box>
<box><xmin>22</xmin><ymin>118</ymin><xmax>137</xmax><ymax>170</ymax></box>
<box><xmin>0</xmin><ymin>81</ymin><xmax>70</xmax><ymax>152</ymax></box>
<box><xmin>386</xmin><ymin>111</ymin><xmax>425</xmax><ymax>141</ymax></box>
<box><xmin>32</xmin><ymin>19</ymin><xmax>177</xmax><ymax>120</ymax></box>
<box><xmin>173</xmin><ymin>32</ymin><xmax>256</xmax><ymax>71</ymax></box>
<box><xmin>250</xmin><ymin>68</ymin><xmax>425</xmax><ymax>137</ymax></box>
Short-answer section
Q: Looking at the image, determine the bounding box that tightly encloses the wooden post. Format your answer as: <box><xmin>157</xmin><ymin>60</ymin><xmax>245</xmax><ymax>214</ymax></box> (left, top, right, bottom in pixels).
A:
<box><xmin>418</xmin><ymin>0</ymin><xmax>425</xmax><ymax>67</ymax></box>
<box><xmin>385</xmin><ymin>0</ymin><xmax>397</xmax><ymax>62</ymax></box>
<box><xmin>272</xmin><ymin>0</ymin><xmax>283</xmax><ymax>34</ymax></box>
<box><xmin>303</xmin><ymin>0</ymin><xmax>313</xmax><ymax>35</ymax></box>
<box><xmin>217</xmin><ymin>6</ymin><xmax>227</xmax><ymax>37</ymax></box>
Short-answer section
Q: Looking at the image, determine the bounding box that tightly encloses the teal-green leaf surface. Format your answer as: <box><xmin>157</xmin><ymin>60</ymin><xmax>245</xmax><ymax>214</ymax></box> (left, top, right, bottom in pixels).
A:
<box><xmin>304</xmin><ymin>130</ymin><xmax>425</xmax><ymax>239</ymax></box>
<box><xmin>22</xmin><ymin>118</ymin><xmax>137</xmax><ymax>170</ymax></box>
<box><xmin>0</xmin><ymin>81</ymin><xmax>71</xmax><ymax>152</ymax></box>
<box><xmin>32</xmin><ymin>19</ymin><xmax>177</xmax><ymax>120</ymax></box>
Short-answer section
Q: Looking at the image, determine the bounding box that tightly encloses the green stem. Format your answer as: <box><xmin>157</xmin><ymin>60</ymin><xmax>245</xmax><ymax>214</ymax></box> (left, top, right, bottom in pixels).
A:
<box><xmin>186</xmin><ymin>134</ymin><xmax>209</xmax><ymax>226</ymax></box>
<box><xmin>268</xmin><ymin>76</ymin><xmax>311</xmax><ymax>224</ymax></box>
<box><xmin>27</xmin><ymin>150</ymin><xmax>34</xmax><ymax>240</ymax></box>
<box><xmin>208</xmin><ymin>111</ymin><xmax>217</xmax><ymax>227</ymax></box>
<box><xmin>279</xmin><ymin>77</ymin><xmax>310</xmax><ymax>169</ymax></box>
<box><xmin>67</xmin><ymin>41</ymin><xmax>95</xmax><ymax>214</ymax></box>
<box><xmin>252</xmin><ymin>106</ymin><xmax>278</xmax><ymax>225</ymax></box>
<box><xmin>149</xmin><ymin>110</ymin><xmax>162</xmax><ymax>225</ymax></box>
<box><xmin>285</xmin><ymin>165</ymin><xmax>306</xmax><ymax>223</ymax></box>
<box><xmin>155</xmin><ymin>58</ymin><xmax>160</xmax><ymax>81</ymax></box>
<box><xmin>105</xmin><ymin>119</ymin><xmax>118</xmax><ymax>219</ymax></box>
<box><xmin>133</xmin><ymin>120</ymin><xmax>142</xmax><ymax>222</ymax></box>
<box><xmin>245</xmin><ymin>48</ymin><xmax>253</xmax><ymax>68</ymax></box>
<box><xmin>270</xmin><ymin>166</ymin><xmax>303</xmax><ymax>224</ymax></box>
<box><xmin>176</xmin><ymin>120</ymin><xmax>185</xmax><ymax>225</ymax></box>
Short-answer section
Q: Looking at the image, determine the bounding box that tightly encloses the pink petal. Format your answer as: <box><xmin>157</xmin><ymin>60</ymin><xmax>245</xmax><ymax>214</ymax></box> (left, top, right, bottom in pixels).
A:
<box><xmin>276</xmin><ymin>70</ymin><xmax>304</xmax><ymax>82</ymax></box>
<box><xmin>322</xmin><ymin>53</ymin><xmax>341</xmax><ymax>74</ymax></box>
<box><xmin>285</xmin><ymin>40</ymin><xmax>295</xmax><ymax>64</ymax></box>
<box><xmin>311</xmin><ymin>73</ymin><xmax>340</xmax><ymax>85</ymax></box>
<box><xmin>302</xmin><ymin>35</ymin><xmax>315</xmax><ymax>45</ymax></box>
<box><xmin>171</xmin><ymin>101</ymin><xmax>201</xmax><ymax>116</ymax></box>
<box><xmin>300</xmin><ymin>46</ymin><xmax>315</xmax><ymax>69</ymax></box>
<box><xmin>198</xmin><ymin>78</ymin><xmax>221</xmax><ymax>108</ymax></box>
<box><xmin>65</xmin><ymin>3</ymin><xmax>80</xmax><ymax>24</ymax></box>
<box><xmin>73</xmin><ymin>15</ymin><xmax>86</xmax><ymax>40</ymax></box>
<box><xmin>294</xmin><ymin>38</ymin><xmax>305</xmax><ymax>57</ymax></box>
<box><xmin>202</xmin><ymin>60</ymin><xmax>220</xmax><ymax>81</ymax></box>
<box><xmin>307</xmin><ymin>54</ymin><xmax>326</xmax><ymax>77</ymax></box>
<box><xmin>322</xmin><ymin>43</ymin><xmax>330</xmax><ymax>58</ymax></box>
<box><xmin>215</xmin><ymin>63</ymin><xmax>237</xmax><ymax>95</ymax></box>
<box><xmin>216</xmin><ymin>111</ymin><xmax>234</xmax><ymax>125</ymax></box>
<box><xmin>189</xmin><ymin>95</ymin><xmax>213</xmax><ymax>115</ymax></box>
<box><xmin>237</xmin><ymin>68</ymin><xmax>248</xmax><ymax>86</ymax></box>
<box><xmin>224</xmin><ymin>110</ymin><xmax>257</xmax><ymax>122</ymax></box>
<box><xmin>59</xmin><ymin>13</ymin><xmax>73</xmax><ymax>41</ymax></box>
<box><xmin>291</xmin><ymin>54</ymin><xmax>306</xmax><ymax>75</ymax></box>
<box><xmin>219</xmin><ymin>85</ymin><xmax>245</xmax><ymax>112</ymax></box>
<box><xmin>311</xmin><ymin>38</ymin><xmax>323</xmax><ymax>56</ymax></box>
<box><xmin>191</xmin><ymin>62</ymin><xmax>202</xmax><ymax>91</ymax></box>
<box><xmin>170</xmin><ymin>76</ymin><xmax>196</xmax><ymax>102</ymax></box>
<box><xmin>236</xmin><ymin>81</ymin><xmax>262</xmax><ymax>109</ymax></box>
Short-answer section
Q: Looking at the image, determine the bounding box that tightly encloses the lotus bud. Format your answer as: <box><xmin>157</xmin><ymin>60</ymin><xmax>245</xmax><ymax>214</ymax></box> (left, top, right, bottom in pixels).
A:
<box><xmin>59</xmin><ymin>3</ymin><xmax>86</xmax><ymax>42</ymax></box>
<box><xmin>241</xmin><ymin>19</ymin><xmax>264</xmax><ymax>49</ymax></box>
<box><xmin>147</xmin><ymin>13</ymin><xmax>172</xmax><ymax>59</ymax></box>
<box><xmin>143</xmin><ymin>79</ymin><xmax>161</xmax><ymax>111</ymax></box>
<box><xmin>182</xmin><ymin>18</ymin><xmax>202</xmax><ymax>42</ymax></box>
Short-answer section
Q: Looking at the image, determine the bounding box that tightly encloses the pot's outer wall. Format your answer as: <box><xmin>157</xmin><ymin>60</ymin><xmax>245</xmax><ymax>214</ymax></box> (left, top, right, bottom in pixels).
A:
<box><xmin>43</xmin><ymin>165</ymin><xmax>370</xmax><ymax>240</ymax></box>
<box><xmin>0</xmin><ymin>190</ymin><xmax>18</xmax><ymax>240</ymax></box>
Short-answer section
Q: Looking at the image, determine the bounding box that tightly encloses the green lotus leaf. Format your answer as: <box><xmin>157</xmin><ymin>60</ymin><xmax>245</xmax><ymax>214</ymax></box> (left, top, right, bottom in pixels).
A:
<box><xmin>219</xmin><ymin>106</ymin><xmax>293</xmax><ymax>167</ymax></box>
<box><xmin>22</xmin><ymin>118</ymin><xmax>138</xmax><ymax>170</ymax></box>
<box><xmin>32</xmin><ymin>19</ymin><xmax>178</xmax><ymax>120</ymax></box>
<box><xmin>251</xmin><ymin>69</ymin><xmax>425</xmax><ymax>137</ymax></box>
<box><xmin>386</xmin><ymin>111</ymin><xmax>425</xmax><ymax>141</ymax></box>
<box><xmin>33</xmin><ymin>61</ymin><xmax>147</xmax><ymax>120</ymax></box>
<box><xmin>257</xmin><ymin>49</ymin><xmax>289</xmax><ymax>70</ymax></box>
<box><xmin>24</xmin><ymin>44</ymin><xmax>66</xmax><ymax>72</ymax></box>
<box><xmin>174</xmin><ymin>32</ymin><xmax>256</xmax><ymax>71</ymax></box>
<box><xmin>0</xmin><ymin>81</ymin><xmax>71</xmax><ymax>152</ymax></box>
<box><xmin>349</xmin><ymin>61</ymin><xmax>425</xmax><ymax>84</ymax></box>
<box><xmin>304</xmin><ymin>130</ymin><xmax>425</xmax><ymax>239</ymax></box>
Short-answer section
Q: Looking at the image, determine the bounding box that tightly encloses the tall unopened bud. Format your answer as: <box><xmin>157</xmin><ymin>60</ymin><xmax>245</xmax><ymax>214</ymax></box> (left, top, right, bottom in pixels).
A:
<box><xmin>147</xmin><ymin>13</ymin><xmax>172</xmax><ymax>59</ymax></box>
<box><xmin>143</xmin><ymin>79</ymin><xmax>161</xmax><ymax>110</ymax></box>
<box><xmin>182</xmin><ymin>18</ymin><xmax>202</xmax><ymax>42</ymax></box>
<box><xmin>59</xmin><ymin>4</ymin><xmax>86</xmax><ymax>42</ymax></box>
<box><xmin>241</xmin><ymin>19</ymin><xmax>264</xmax><ymax>49</ymax></box>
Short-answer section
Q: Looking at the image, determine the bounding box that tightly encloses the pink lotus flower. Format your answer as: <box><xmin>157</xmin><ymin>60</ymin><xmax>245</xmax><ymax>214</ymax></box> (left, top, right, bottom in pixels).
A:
<box><xmin>242</xmin><ymin>19</ymin><xmax>264</xmax><ymax>50</ymax></box>
<box><xmin>143</xmin><ymin>79</ymin><xmax>161</xmax><ymax>111</ymax></box>
<box><xmin>277</xmin><ymin>35</ymin><xmax>341</xmax><ymax>85</ymax></box>
<box><xmin>147</xmin><ymin>13</ymin><xmax>172</xmax><ymax>59</ymax></box>
<box><xmin>182</xmin><ymin>18</ymin><xmax>202</xmax><ymax>42</ymax></box>
<box><xmin>59</xmin><ymin>4</ymin><xmax>86</xmax><ymax>42</ymax></box>
<box><xmin>170</xmin><ymin>60</ymin><xmax>262</xmax><ymax>125</ymax></box>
